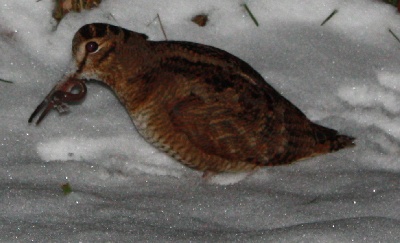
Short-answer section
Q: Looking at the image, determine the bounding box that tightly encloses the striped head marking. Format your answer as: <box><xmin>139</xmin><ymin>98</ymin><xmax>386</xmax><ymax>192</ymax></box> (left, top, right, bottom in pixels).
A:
<box><xmin>71</xmin><ymin>23</ymin><xmax>149</xmax><ymax>81</ymax></box>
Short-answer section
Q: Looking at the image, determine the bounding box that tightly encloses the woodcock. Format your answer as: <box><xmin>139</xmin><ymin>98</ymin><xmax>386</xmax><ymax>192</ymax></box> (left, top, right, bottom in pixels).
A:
<box><xmin>29</xmin><ymin>23</ymin><xmax>355</xmax><ymax>176</ymax></box>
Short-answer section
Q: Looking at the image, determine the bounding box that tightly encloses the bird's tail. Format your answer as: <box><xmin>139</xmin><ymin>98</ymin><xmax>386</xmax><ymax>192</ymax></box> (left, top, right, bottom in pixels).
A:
<box><xmin>312</xmin><ymin>123</ymin><xmax>355</xmax><ymax>153</ymax></box>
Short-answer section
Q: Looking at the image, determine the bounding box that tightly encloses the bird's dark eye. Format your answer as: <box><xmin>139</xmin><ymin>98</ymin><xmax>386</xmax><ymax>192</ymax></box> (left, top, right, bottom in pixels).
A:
<box><xmin>85</xmin><ymin>41</ymin><xmax>99</xmax><ymax>53</ymax></box>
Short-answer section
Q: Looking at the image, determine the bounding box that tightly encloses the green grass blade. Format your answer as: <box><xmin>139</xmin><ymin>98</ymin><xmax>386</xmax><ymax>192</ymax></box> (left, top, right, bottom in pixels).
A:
<box><xmin>242</xmin><ymin>3</ymin><xmax>259</xmax><ymax>27</ymax></box>
<box><xmin>389</xmin><ymin>28</ymin><xmax>400</xmax><ymax>44</ymax></box>
<box><xmin>0</xmin><ymin>78</ymin><xmax>13</xmax><ymax>84</ymax></box>
<box><xmin>321</xmin><ymin>9</ymin><xmax>338</xmax><ymax>26</ymax></box>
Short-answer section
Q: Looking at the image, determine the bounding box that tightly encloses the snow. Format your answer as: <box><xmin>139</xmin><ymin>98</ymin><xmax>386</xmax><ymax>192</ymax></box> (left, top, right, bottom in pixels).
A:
<box><xmin>1</xmin><ymin>0</ymin><xmax>400</xmax><ymax>241</ymax></box>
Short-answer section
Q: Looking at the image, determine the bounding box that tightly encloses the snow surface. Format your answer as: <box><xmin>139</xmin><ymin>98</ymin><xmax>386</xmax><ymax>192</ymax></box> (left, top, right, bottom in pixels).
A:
<box><xmin>1</xmin><ymin>0</ymin><xmax>400</xmax><ymax>241</ymax></box>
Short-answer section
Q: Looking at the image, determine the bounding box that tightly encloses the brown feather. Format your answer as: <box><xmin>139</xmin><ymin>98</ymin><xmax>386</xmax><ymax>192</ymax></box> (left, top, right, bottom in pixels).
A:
<box><xmin>51</xmin><ymin>23</ymin><xmax>357</xmax><ymax>174</ymax></box>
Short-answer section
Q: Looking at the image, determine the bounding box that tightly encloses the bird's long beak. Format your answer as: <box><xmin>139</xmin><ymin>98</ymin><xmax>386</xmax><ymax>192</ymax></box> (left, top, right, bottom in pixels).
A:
<box><xmin>28</xmin><ymin>77</ymin><xmax>87</xmax><ymax>125</ymax></box>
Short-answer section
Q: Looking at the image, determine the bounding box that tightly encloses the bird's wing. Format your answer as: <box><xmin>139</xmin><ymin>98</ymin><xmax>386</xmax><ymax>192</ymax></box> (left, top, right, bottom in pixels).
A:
<box><xmin>154</xmin><ymin>40</ymin><xmax>322</xmax><ymax>165</ymax></box>
<box><xmin>167</xmin><ymin>67</ymin><xmax>299</xmax><ymax>164</ymax></box>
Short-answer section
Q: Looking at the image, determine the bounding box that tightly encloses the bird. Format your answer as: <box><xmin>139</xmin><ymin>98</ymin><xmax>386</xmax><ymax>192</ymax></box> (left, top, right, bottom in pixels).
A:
<box><xmin>29</xmin><ymin>23</ymin><xmax>355</xmax><ymax>177</ymax></box>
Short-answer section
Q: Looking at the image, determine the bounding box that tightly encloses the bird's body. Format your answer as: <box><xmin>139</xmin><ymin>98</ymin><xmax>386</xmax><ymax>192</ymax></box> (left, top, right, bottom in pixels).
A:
<box><xmin>30</xmin><ymin>23</ymin><xmax>355</xmax><ymax>175</ymax></box>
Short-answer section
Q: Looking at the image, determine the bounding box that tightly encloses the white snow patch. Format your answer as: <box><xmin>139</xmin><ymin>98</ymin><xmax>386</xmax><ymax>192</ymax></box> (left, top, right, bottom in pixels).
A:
<box><xmin>377</xmin><ymin>70</ymin><xmax>400</xmax><ymax>93</ymax></box>
<box><xmin>36</xmin><ymin>135</ymin><xmax>185</xmax><ymax>178</ymax></box>
<box><xmin>338</xmin><ymin>84</ymin><xmax>400</xmax><ymax>113</ymax></box>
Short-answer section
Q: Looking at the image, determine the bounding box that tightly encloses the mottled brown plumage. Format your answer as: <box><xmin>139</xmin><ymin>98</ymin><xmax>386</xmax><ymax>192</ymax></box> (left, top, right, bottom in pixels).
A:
<box><xmin>29</xmin><ymin>23</ymin><xmax>355</xmax><ymax>175</ymax></box>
